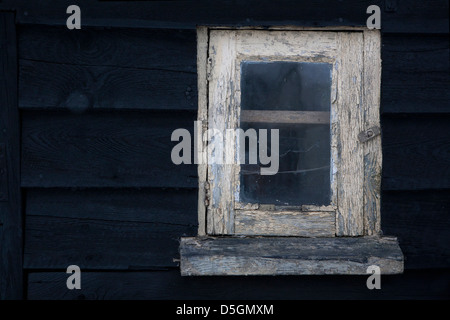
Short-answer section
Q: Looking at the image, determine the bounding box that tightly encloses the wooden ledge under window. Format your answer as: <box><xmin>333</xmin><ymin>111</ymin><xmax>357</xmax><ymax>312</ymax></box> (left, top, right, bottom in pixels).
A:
<box><xmin>180</xmin><ymin>236</ymin><xmax>403</xmax><ymax>276</ymax></box>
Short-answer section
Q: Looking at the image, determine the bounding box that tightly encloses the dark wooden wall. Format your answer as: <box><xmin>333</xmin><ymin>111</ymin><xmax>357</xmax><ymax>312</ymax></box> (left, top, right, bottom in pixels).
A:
<box><xmin>0</xmin><ymin>0</ymin><xmax>449</xmax><ymax>299</ymax></box>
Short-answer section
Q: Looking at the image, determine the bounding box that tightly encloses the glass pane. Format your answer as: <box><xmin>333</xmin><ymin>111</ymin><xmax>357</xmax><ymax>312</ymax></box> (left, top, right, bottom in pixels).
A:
<box><xmin>239</xmin><ymin>61</ymin><xmax>331</xmax><ymax>206</ymax></box>
<box><xmin>241</xmin><ymin>61</ymin><xmax>332</xmax><ymax>111</ymax></box>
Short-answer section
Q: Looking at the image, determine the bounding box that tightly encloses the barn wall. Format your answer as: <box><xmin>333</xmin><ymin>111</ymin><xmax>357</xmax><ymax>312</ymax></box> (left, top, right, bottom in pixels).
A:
<box><xmin>0</xmin><ymin>0</ymin><xmax>448</xmax><ymax>299</ymax></box>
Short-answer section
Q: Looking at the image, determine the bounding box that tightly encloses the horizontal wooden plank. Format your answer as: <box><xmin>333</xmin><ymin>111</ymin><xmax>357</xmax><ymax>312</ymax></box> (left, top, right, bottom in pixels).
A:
<box><xmin>240</xmin><ymin>110</ymin><xmax>330</xmax><ymax>124</ymax></box>
<box><xmin>27</xmin><ymin>269</ymin><xmax>450</xmax><ymax>300</ymax></box>
<box><xmin>18</xmin><ymin>25</ymin><xmax>196</xmax><ymax>72</ymax></box>
<box><xmin>21</xmin><ymin>111</ymin><xmax>198</xmax><ymax>188</ymax></box>
<box><xmin>180</xmin><ymin>237</ymin><xmax>403</xmax><ymax>275</ymax></box>
<box><xmin>381</xmin><ymin>34</ymin><xmax>450</xmax><ymax>113</ymax></box>
<box><xmin>19</xmin><ymin>59</ymin><xmax>197</xmax><ymax>110</ymax></box>
<box><xmin>25</xmin><ymin>188</ymin><xmax>198</xmax><ymax>225</ymax></box>
<box><xmin>1</xmin><ymin>0</ymin><xmax>448</xmax><ymax>33</ymax></box>
<box><xmin>21</xmin><ymin>113</ymin><xmax>449</xmax><ymax>190</ymax></box>
<box><xmin>234</xmin><ymin>210</ymin><xmax>335</xmax><ymax>236</ymax></box>
<box><xmin>17</xmin><ymin>29</ymin><xmax>450</xmax><ymax>113</ymax></box>
<box><xmin>24</xmin><ymin>189</ymin><xmax>198</xmax><ymax>269</ymax></box>
<box><xmin>382</xmin><ymin>115</ymin><xmax>450</xmax><ymax>190</ymax></box>
<box><xmin>301</xmin><ymin>205</ymin><xmax>336</xmax><ymax>212</ymax></box>
<box><xmin>18</xmin><ymin>25</ymin><xmax>198</xmax><ymax>111</ymax></box>
<box><xmin>23</xmin><ymin>190</ymin><xmax>450</xmax><ymax>271</ymax></box>
<box><xmin>382</xmin><ymin>190</ymin><xmax>450</xmax><ymax>269</ymax></box>
<box><xmin>24</xmin><ymin>216</ymin><xmax>193</xmax><ymax>269</ymax></box>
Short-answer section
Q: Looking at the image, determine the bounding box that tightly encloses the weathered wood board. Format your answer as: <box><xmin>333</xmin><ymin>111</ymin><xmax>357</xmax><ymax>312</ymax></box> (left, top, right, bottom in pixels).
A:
<box><xmin>234</xmin><ymin>210</ymin><xmax>335</xmax><ymax>237</ymax></box>
<box><xmin>363</xmin><ymin>30</ymin><xmax>382</xmax><ymax>235</ymax></box>
<box><xmin>334</xmin><ymin>32</ymin><xmax>365</xmax><ymax>236</ymax></box>
<box><xmin>240</xmin><ymin>110</ymin><xmax>330</xmax><ymax>124</ymax></box>
<box><xmin>180</xmin><ymin>236</ymin><xmax>404</xmax><ymax>275</ymax></box>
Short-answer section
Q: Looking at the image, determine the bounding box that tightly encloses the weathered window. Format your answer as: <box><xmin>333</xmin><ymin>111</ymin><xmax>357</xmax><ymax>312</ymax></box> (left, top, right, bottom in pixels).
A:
<box><xmin>180</xmin><ymin>27</ymin><xmax>404</xmax><ymax>276</ymax></box>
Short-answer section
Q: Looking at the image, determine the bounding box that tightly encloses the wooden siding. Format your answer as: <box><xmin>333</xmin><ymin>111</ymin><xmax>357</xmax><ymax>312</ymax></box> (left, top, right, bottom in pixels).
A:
<box><xmin>0</xmin><ymin>0</ymin><xmax>447</xmax><ymax>299</ymax></box>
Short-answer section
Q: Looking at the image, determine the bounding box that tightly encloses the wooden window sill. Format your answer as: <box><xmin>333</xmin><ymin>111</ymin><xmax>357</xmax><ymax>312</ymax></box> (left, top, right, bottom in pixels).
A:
<box><xmin>180</xmin><ymin>236</ymin><xmax>403</xmax><ymax>276</ymax></box>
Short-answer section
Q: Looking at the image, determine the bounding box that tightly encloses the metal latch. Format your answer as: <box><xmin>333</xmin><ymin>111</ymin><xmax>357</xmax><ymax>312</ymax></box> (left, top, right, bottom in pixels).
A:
<box><xmin>358</xmin><ymin>126</ymin><xmax>381</xmax><ymax>143</ymax></box>
<box><xmin>0</xmin><ymin>143</ymin><xmax>8</xmax><ymax>201</ymax></box>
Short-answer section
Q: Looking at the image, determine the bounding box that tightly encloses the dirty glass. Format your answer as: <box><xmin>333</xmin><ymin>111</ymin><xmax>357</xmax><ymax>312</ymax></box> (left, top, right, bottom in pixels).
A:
<box><xmin>241</xmin><ymin>61</ymin><xmax>332</xmax><ymax>112</ymax></box>
<box><xmin>239</xmin><ymin>61</ymin><xmax>332</xmax><ymax>206</ymax></box>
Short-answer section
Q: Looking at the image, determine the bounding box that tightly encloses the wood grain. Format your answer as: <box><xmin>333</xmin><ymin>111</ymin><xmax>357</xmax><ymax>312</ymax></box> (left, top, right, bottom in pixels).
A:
<box><xmin>24</xmin><ymin>189</ymin><xmax>198</xmax><ymax>269</ymax></box>
<box><xmin>2</xmin><ymin>0</ymin><xmax>447</xmax><ymax>33</ymax></box>
<box><xmin>207</xmin><ymin>30</ymin><xmax>238</xmax><ymax>235</ymax></box>
<box><xmin>18</xmin><ymin>25</ymin><xmax>196</xmax><ymax>73</ymax></box>
<box><xmin>26</xmin><ymin>188</ymin><xmax>198</xmax><ymax>226</ymax></box>
<box><xmin>240</xmin><ymin>110</ymin><xmax>330</xmax><ymax>124</ymax></box>
<box><xmin>0</xmin><ymin>0</ymin><xmax>446</xmax><ymax>302</ymax></box>
<box><xmin>17</xmin><ymin>27</ymin><xmax>449</xmax><ymax>113</ymax></box>
<box><xmin>382</xmin><ymin>190</ymin><xmax>450</xmax><ymax>269</ymax></box>
<box><xmin>235</xmin><ymin>30</ymin><xmax>338</xmax><ymax>60</ymax></box>
<box><xmin>207</xmin><ymin>29</ymin><xmax>341</xmax><ymax>235</ymax></box>
<box><xmin>180</xmin><ymin>236</ymin><xmax>403</xmax><ymax>275</ymax></box>
<box><xmin>381</xmin><ymin>34</ymin><xmax>450</xmax><ymax>113</ymax></box>
<box><xmin>27</xmin><ymin>269</ymin><xmax>450</xmax><ymax>300</ymax></box>
<box><xmin>301</xmin><ymin>205</ymin><xmax>336</xmax><ymax>212</ymax></box>
<box><xmin>234</xmin><ymin>210</ymin><xmax>335</xmax><ymax>236</ymax></box>
<box><xmin>19</xmin><ymin>59</ymin><xmax>197</xmax><ymax>111</ymax></box>
<box><xmin>0</xmin><ymin>12</ymin><xmax>22</xmax><ymax>300</ymax></box>
<box><xmin>335</xmin><ymin>32</ymin><xmax>364</xmax><ymax>236</ymax></box>
<box><xmin>196</xmin><ymin>26</ymin><xmax>208</xmax><ymax>236</ymax></box>
<box><xmin>363</xmin><ymin>30</ymin><xmax>382</xmax><ymax>235</ymax></box>
<box><xmin>18</xmin><ymin>25</ymin><xmax>198</xmax><ymax>111</ymax></box>
<box><xmin>382</xmin><ymin>115</ymin><xmax>450</xmax><ymax>190</ymax></box>
<box><xmin>21</xmin><ymin>111</ymin><xmax>197</xmax><ymax>188</ymax></box>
